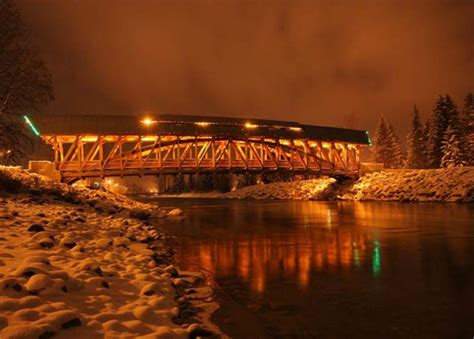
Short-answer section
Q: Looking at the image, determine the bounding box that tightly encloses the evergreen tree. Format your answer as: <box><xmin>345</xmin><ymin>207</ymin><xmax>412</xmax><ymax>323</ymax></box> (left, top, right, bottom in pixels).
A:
<box><xmin>420</xmin><ymin>120</ymin><xmax>432</xmax><ymax>168</ymax></box>
<box><xmin>372</xmin><ymin>117</ymin><xmax>392</xmax><ymax>167</ymax></box>
<box><xmin>441</xmin><ymin>125</ymin><xmax>465</xmax><ymax>168</ymax></box>
<box><xmin>406</xmin><ymin>105</ymin><xmax>424</xmax><ymax>168</ymax></box>
<box><xmin>461</xmin><ymin>93</ymin><xmax>474</xmax><ymax>165</ymax></box>
<box><xmin>430</xmin><ymin>95</ymin><xmax>459</xmax><ymax>168</ymax></box>
<box><xmin>387</xmin><ymin>124</ymin><xmax>404</xmax><ymax>168</ymax></box>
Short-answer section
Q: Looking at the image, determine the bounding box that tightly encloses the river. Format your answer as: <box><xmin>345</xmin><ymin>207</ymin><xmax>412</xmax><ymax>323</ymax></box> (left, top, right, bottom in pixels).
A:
<box><xmin>148</xmin><ymin>199</ymin><xmax>474</xmax><ymax>338</ymax></box>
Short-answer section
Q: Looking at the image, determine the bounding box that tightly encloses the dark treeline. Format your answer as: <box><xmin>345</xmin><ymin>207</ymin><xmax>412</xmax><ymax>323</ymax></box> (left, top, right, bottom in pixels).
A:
<box><xmin>373</xmin><ymin>93</ymin><xmax>474</xmax><ymax>169</ymax></box>
<box><xmin>157</xmin><ymin>171</ymin><xmax>304</xmax><ymax>194</ymax></box>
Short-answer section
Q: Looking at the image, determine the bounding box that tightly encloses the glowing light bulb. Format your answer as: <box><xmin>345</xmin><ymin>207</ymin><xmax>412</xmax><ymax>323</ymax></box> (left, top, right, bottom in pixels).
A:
<box><xmin>196</xmin><ymin>122</ymin><xmax>210</xmax><ymax>127</ymax></box>
<box><xmin>141</xmin><ymin>117</ymin><xmax>157</xmax><ymax>126</ymax></box>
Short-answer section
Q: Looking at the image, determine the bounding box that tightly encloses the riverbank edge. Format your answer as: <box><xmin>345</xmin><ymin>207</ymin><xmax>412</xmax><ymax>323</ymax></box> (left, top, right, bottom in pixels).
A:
<box><xmin>151</xmin><ymin>167</ymin><xmax>474</xmax><ymax>203</ymax></box>
<box><xmin>0</xmin><ymin>166</ymin><xmax>222</xmax><ymax>338</ymax></box>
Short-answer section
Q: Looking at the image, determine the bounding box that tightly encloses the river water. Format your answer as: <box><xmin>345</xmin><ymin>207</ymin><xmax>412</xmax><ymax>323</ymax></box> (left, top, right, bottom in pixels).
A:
<box><xmin>149</xmin><ymin>199</ymin><xmax>474</xmax><ymax>338</ymax></box>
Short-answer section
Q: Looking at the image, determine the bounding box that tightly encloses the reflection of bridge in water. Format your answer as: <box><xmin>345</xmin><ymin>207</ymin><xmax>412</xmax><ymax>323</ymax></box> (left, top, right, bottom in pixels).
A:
<box><xmin>166</xmin><ymin>201</ymin><xmax>384</xmax><ymax>293</ymax></box>
<box><xmin>28</xmin><ymin>114</ymin><xmax>370</xmax><ymax>182</ymax></box>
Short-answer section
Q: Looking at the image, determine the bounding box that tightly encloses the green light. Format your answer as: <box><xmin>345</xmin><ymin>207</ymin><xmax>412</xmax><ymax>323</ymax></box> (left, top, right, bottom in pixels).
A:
<box><xmin>372</xmin><ymin>240</ymin><xmax>381</xmax><ymax>277</ymax></box>
<box><xmin>23</xmin><ymin>115</ymin><xmax>40</xmax><ymax>137</ymax></box>
<box><xmin>366</xmin><ymin>131</ymin><xmax>372</xmax><ymax>145</ymax></box>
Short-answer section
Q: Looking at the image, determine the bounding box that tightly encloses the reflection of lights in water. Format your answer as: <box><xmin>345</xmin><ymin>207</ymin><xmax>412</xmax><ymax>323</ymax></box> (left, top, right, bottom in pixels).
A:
<box><xmin>298</xmin><ymin>249</ymin><xmax>310</xmax><ymax>289</ymax></box>
<box><xmin>372</xmin><ymin>240</ymin><xmax>381</xmax><ymax>277</ymax></box>
<box><xmin>353</xmin><ymin>247</ymin><xmax>361</xmax><ymax>268</ymax></box>
<box><xmin>193</xmin><ymin>211</ymin><xmax>379</xmax><ymax>293</ymax></box>
<box><xmin>238</xmin><ymin>244</ymin><xmax>250</xmax><ymax>280</ymax></box>
<box><xmin>326</xmin><ymin>209</ymin><xmax>332</xmax><ymax>227</ymax></box>
<box><xmin>199</xmin><ymin>245</ymin><xmax>214</xmax><ymax>272</ymax></box>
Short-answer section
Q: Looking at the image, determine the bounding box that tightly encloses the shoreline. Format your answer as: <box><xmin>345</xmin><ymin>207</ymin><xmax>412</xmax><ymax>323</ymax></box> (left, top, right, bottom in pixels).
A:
<box><xmin>0</xmin><ymin>167</ymin><xmax>221</xmax><ymax>338</ymax></box>
<box><xmin>146</xmin><ymin>167</ymin><xmax>474</xmax><ymax>203</ymax></box>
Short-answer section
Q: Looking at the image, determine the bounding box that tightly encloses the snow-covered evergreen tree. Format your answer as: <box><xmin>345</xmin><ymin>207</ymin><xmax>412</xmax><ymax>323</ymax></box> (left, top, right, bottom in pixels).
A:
<box><xmin>461</xmin><ymin>93</ymin><xmax>474</xmax><ymax>165</ymax></box>
<box><xmin>372</xmin><ymin>117</ymin><xmax>391</xmax><ymax>167</ymax></box>
<box><xmin>372</xmin><ymin>117</ymin><xmax>404</xmax><ymax>168</ymax></box>
<box><xmin>430</xmin><ymin>95</ymin><xmax>459</xmax><ymax>168</ymax></box>
<box><xmin>406</xmin><ymin>105</ymin><xmax>424</xmax><ymax>168</ymax></box>
<box><xmin>421</xmin><ymin>120</ymin><xmax>432</xmax><ymax>168</ymax></box>
<box><xmin>441</xmin><ymin>125</ymin><xmax>465</xmax><ymax>168</ymax></box>
<box><xmin>387</xmin><ymin>124</ymin><xmax>404</xmax><ymax>168</ymax></box>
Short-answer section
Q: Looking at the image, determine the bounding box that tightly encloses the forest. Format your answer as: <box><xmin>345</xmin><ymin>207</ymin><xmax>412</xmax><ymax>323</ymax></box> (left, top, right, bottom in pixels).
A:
<box><xmin>373</xmin><ymin>94</ymin><xmax>473</xmax><ymax>169</ymax></box>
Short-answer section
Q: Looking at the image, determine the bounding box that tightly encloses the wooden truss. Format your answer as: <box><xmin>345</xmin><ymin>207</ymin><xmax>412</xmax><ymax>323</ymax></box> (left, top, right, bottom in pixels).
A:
<box><xmin>41</xmin><ymin>134</ymin><xmax>364</xmax><ymax>182</ymax></box>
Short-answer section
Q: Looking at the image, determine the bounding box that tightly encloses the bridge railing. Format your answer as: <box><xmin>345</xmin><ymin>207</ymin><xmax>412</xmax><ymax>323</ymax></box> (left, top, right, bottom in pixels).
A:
<box><xmin>41</xmin><ymin>134</ymin><xmax>364</xmax><ymax>181</ymax></box>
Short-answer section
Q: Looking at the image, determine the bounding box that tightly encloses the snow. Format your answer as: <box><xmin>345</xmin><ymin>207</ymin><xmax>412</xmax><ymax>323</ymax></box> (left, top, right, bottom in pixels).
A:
<box><xmin>0</xmin><ymin>166</ymin><xmax>218</xmax><ymax>338</ymax></box>
<box><xmin>222</xmin><ymin>178</ymin><xmax>337</xmax><ymax>200</ymax></box>
<box><xmin>341</xmin><ymin>167</ymin><xmax>474</xmax><ymax>202</ymax></box>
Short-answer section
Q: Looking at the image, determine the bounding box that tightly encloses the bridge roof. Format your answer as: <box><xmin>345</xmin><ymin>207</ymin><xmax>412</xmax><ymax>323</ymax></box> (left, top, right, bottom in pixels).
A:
<box><xmin>28</xmin><ymin>114</ymin><xmax>371</xmax><ymax>145</ymax></box>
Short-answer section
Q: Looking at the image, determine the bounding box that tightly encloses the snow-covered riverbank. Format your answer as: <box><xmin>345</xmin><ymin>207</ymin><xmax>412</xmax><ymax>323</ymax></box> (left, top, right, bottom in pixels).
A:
<box><xmin>0</xmin><ymin>167</ymin><xmax>217</xmax><ymax>338</ymax></box>
<box><xmin>223</xmin><ymin>178</ymin><xmax>337</xmax><ymax>200</ymax></box>
<box><xmin>340</xmin><ymin>167</ymin><xmax>474</xmax><ymax>202</ymax></box>
<box><xmin>159</xmin><ymin>167</ymin><xmax>474</xmax><ymax>203</ymax></box>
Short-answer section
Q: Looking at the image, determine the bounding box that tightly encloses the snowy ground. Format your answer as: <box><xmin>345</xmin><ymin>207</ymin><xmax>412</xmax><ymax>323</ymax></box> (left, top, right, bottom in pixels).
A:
<box><xmin>222</xmin><ymin>178</ymin><xmax>337</xmax><ymax>200</ymax></box>
<box><xmin>0</xmin><ymin>167</ymin><xmax>217</xmax><ymax>338</ymax></box>
<box><xmin>340</xmin><ymin>167</ymin><xmax>474</xmax><ymax>202</ymax></box>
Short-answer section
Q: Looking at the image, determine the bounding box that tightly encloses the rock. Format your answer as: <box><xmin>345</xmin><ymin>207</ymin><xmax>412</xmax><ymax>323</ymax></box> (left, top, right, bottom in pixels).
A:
<box><xmin>11</xmin><ymin>309</ymin><xmax>40</xmax><ymax>322</ymax></box>
<box><xmin>27</xmin><ymin>223</ymin><xmax>45</xmax><ymax>233</ymax></box>
<box><xmin>167</xmin><ymin>208</ymin><xmax>183</xmax><ymax>216</ymax></box>
<box><xmin>25</xmin><ymin>274</ymin><xmax>54</xmax><ymax>294</ymax></box>
<box><xmin>112</xmin><ymin>237</ymin><xmax>131</xmax><ymax>247</ymax></box>
<box><xmin>95</xmin><ymin>238</ymin><xmax>112</xmax><ymax>248</ymax></box>
<box><xmin>77</xmin><ymin>259</ymin><xmax>102</xmax><ymax>275</ymax></box>
<box><xmin>140</xmin><ymin>282</ymin><xmax>161</xmax><ymax>296</ymax></box>
<box><xmin>18</xmin><ymin>295</ymin><xmax>43</xmax><ymax>308</ymax></box>
<box><xmin>103</xmin><ymin>319</ymin><xmax>128</xmax><ymax>332</ymax></box>
<box><xmin>62</xmin><ymin>317</ymin><xmax>81</xmax><ymax>329</ymax></box>
<box><xmin>23</xmin><ymin>255</ymin><xmax>51</xmax><ymax>266</ymax></box>
<box><xmin>129</xmin><ymin>209</ymin><xmax>151</xmax><ymax>220</ymax></box>
<box><xmin>13</xmin><ymin>263</ymin><xmax>48</xmax><ymax>277</ymax></box>
<box><xmin>122</xmin><ymin>320</ymin><xmax>150</xmax><ymax>334</ymax></box>
<box><xmin>39</xmin><ymin>238</ymin><xmax>54</xmax><ymax>249</ymax></box>
<box><xmin>60</xmin><ymin>237</ymin><xmax>76</xmax><ymax>249</ymax></box>
<box><xmin>43</xmin><ymin>310</ymin><xmax>81</xmax><ymax>329</ymax></box>
<box><xmin>165</xmin><ymin>265</ymin><xmax>179</xmax><ymax>278</ymax></box>
<box><xmin>133</xmin><ymin>305</ymin><xmax>154</xmax><ymax>321</ymax></box>
<box><xmin>187</xmin><ymin>324</ymin><xmax>215</xmax><ymax>338</ymax></box>
<box><xmin>94</xmin><ymin>201</ymin><xmax>116</xmax><ymax>214</ymax></box>
<box><xmin>130</xmin><ymin>243</ymin><xmax>154</xmax><ymax>256</ymax></box>
<box><xmin>0</xmin><ymin>324</ymin><xmax>44</xmax><ymax>339</ymax></box>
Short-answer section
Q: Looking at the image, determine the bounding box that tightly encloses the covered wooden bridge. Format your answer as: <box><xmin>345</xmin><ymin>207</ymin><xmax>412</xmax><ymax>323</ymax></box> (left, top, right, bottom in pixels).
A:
<box><xmin>27</xmin><ymin>114</ymin><xmax>371</xmax><ymax>182</ymax></box>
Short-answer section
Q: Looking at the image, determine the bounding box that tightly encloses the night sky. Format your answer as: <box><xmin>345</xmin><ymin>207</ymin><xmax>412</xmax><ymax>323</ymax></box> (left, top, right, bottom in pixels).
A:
<box><xmin>17</xmin><ymin>0</ymin><xmax>474</xmax><ymax>134</ymax></box>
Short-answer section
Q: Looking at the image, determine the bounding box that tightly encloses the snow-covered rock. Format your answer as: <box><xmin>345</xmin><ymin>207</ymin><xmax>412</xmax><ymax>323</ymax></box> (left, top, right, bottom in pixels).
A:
<box><xmin>0</xmin><ymin>166</ymin><xmax>217</xmax><ymax>338</ymax></box>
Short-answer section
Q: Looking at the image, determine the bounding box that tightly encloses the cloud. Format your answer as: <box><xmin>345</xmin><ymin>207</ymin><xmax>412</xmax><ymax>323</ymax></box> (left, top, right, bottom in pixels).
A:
<box><xmin>18</xmin><ymin>0</ymin><xmax>474</xmax><ymax>135</ymax></box>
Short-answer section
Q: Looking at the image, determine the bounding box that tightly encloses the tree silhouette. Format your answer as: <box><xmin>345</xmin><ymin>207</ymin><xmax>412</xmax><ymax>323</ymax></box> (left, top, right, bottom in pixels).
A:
<box><xmin>0</xmin><ymin>0</ymin><xmax>53</xmax><ymax>163</ymax></box>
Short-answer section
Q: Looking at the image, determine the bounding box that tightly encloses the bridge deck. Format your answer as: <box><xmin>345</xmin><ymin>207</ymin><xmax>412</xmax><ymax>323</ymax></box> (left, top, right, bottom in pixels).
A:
<box><xmin>28</xmin><ymin>114</ymin><xmax>371</xmax><ymax>181</ymax></box>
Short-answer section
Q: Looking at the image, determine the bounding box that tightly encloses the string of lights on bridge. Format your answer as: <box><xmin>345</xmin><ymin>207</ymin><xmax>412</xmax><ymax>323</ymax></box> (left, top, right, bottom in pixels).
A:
<box><xmin>140</xmin><ymin>116</ymin><xmax>303</xmax><ymax>132</ymax></box>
